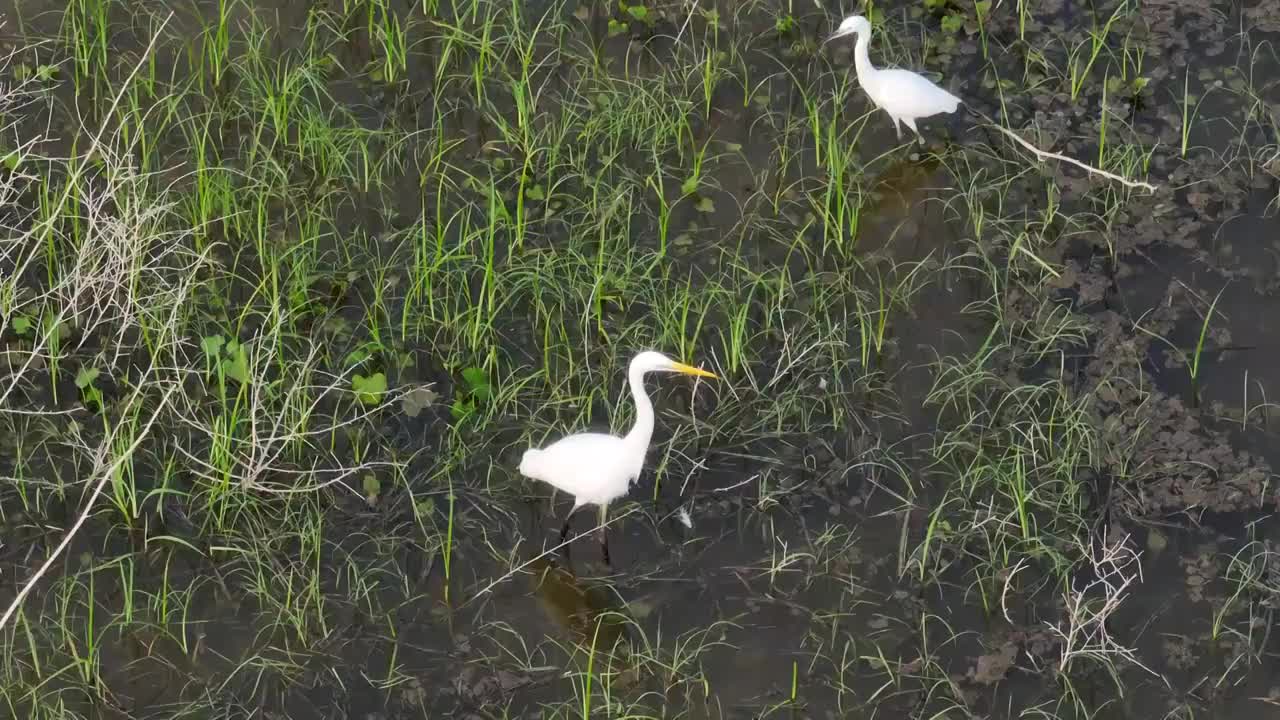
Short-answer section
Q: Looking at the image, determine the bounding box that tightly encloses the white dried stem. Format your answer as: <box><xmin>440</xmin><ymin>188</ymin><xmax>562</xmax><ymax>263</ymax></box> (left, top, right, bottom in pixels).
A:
<box><xmin>990</xmin><ymin>124</ymin><xmax>1159</xmax><ymax>193</ymax></box>
<box><xmin>171</xmin><ymin>319</ymin><xmax>406</xmax><ymax>496</ymax></box>
<box><xmin>1051</xmin><ymin>534</ymin><xmax>1157</xmax><ymax>677</ymax></box>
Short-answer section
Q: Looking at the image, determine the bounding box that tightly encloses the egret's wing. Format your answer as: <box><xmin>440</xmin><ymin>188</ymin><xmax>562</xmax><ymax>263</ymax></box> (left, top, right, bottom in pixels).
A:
<box><xmin>877</xmin><ymin>69</ymin><xmax>961</xmax><ymax>117</ymax></box>
<box><xmin>524</xmin><ymin>433</ymin><xmax>628</xmax><ymax>500</ymax></box>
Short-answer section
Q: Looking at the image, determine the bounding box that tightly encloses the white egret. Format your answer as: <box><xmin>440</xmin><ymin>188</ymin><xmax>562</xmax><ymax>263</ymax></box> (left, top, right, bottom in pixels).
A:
<box><xmin>827</xmin><ymin>15</ymin><xmax>962</xmax><ymax>142</ymax></box>
<box><xmin>519</xmin><ymin>351</ymin><xmax>717</xmax><ymax>564</ymax></box>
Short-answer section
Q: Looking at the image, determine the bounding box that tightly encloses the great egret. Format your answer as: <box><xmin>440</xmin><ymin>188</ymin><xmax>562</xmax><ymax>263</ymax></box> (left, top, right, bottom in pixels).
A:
<box><xmin>827</xmin><ymin>15</ymin><xmax>962</xmax><ymax>142</ymax></box>
<box><xmin>519</xmin><ymin>351</ymin><xmax>717</xmax><ymax>564</ymax></box>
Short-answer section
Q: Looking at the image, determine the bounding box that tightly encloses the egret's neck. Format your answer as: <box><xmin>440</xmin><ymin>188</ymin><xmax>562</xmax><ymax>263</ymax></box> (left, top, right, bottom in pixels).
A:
<box><xmin>853</xmin><ymin>30</ymin><xmax>876</xmax><ymax>89</ymax></box>
<box><xmin>623</xmin><ymin>364</ymin><xmax>655</xmax><ymax>456</ymax></box>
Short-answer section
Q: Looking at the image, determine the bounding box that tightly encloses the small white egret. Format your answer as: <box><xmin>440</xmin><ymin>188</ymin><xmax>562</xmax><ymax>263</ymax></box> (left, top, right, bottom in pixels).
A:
<box><xmin>827</xmin><ymin>15</ymin><xmax>962</xmax><ymax>142</ymax></box>
<box><xmin>519</xmin><ymin>351</ymin><xmax>717</xmax><ymax>564</ymax></box>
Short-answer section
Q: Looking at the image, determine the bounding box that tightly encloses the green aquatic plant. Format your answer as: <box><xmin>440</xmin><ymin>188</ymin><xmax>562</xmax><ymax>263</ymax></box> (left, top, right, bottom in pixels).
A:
<box><xmin>450</xmin><ymin>365</ymin><xmax>492</xmax><ymax>423</ymax></box>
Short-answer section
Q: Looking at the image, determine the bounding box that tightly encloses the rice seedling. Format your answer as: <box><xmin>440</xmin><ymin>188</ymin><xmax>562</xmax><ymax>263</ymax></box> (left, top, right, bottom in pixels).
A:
<box><xmin>1179</xmin><ymin>65</ymin><xmax>1212</xmax><ymax>157</ymax></box>
<box><xmin>371</xmin><ymin>0</ymin><xmax>409</xmax><ymax>85</ymax></box>
<box><xmin>1188</xmin><ymin>287</ymin><xmax>1226</xmax><ymax>406</ymax></box>
<box><xmin>62</xmin><ymin>0</ymin><xmax>111</xmax><ymax>95</ymax></box>
<box><xmin>1066</xmin><ymin>2</ymin><xmax>1129</xmax><ymax>102</ymax></box>
<box><xmin>201</xmin><ymin>0</ymin><xmax>235</xmax><ymax>90</ymax></box>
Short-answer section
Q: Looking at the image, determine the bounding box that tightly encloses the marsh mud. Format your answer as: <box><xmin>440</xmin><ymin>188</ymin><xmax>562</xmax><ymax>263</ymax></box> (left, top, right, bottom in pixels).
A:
<box><xmin>3</xmin><ymin>0</ymin><xmax>1280</xmax><ymax>718</ymax></box>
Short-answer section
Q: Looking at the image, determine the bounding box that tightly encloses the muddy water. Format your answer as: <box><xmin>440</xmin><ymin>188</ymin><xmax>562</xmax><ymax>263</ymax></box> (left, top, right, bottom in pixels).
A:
<box><xmin>4</xmin><ymin>0</ymin><xmax>1280</xmax><ymax>718</ymax></box>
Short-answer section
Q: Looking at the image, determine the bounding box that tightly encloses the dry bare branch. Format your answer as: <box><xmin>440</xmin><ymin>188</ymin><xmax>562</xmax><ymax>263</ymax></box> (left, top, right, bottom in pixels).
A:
<box><xmin>989</xmin><ymin>124</ymin><xmax>1159</xmax><ymax>193</ymax></box>
<box><xmin>1050</xmin><ymin>534</ymin><xmax>1158</xmax><ymax>677</ymax></box>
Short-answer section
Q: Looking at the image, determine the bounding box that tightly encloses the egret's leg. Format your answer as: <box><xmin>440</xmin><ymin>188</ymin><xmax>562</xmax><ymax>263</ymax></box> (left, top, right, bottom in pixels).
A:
<box><xmin>902</xmin><ymin>116</ymin><xmax>920</xmax><ymax>144</ymax></box>
<box><xmin>597</xmin><ymin>503</ymin><xmax>611</xmax><ymax>566</ymax></box>
<box><xmin>558</xmin><ymin>505</ymin><xmax>580</xmax><ymax>562</ymax></box>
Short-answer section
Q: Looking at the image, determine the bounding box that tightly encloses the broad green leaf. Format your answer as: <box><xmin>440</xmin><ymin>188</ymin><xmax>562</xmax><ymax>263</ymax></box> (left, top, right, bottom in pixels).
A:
<box><xmin>200</xmin><ymin>334</ymin><xmax>225</xmax><ymax>358</ymax></box>
<box><xmin>75</xmin><ymin>366</ymin><xmax>100</xmax><ymax>390</ymax></box>
<box><xmin>451</xmin><ymin>398</ymin><xmax>475</xmax><ymax>421</ymax></box>
<box><xmin>461</xmin><ymin>367</ymin><xmax>491</xmax><ymax>402</ymax></box>
<box><xmin>362</xmin><ymin>474</ymin><xmax>381</xmax><ymax>502</ymax></box>
<box><xmin>222</xmin><ymin>341</ymin><xmax>249</xmax><ymax>384</ymax></box>
<box><xmin>82</xmin><ymin>386</ymin><xmax>103</xmax><ymax>411</ymax></box>
<box><xmin>352</xmin><ymin>372</ymin><xmax>388</xmax><ymax>405</ymax></box>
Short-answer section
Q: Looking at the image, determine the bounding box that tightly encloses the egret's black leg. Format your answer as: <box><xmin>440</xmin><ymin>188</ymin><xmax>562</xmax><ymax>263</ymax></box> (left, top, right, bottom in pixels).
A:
<box><xmin>597</xmin><ymin>504</ymin><xmax>612</xmax><ymax>567</ymax></box>
<box><xmin>558</xmin><ymin>506</ymin><xmax>578</xmax><ymax>562</ymax></box>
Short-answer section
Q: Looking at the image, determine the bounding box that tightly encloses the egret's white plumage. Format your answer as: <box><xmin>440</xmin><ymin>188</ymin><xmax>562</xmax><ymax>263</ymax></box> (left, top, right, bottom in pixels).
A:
<box><xmin>828</xmin><ymin>15</ymin><xmax>962</xmax><ymax>141</ymax></box>
<box><xmin>520</xmin><ymin>351</ymin><xmax>716</xmax><ymax>563</ymax></box>
<box><xmin>519</xmin><ymin>433</ymin><xmax>638</xmax><ymax>508</ymax></box>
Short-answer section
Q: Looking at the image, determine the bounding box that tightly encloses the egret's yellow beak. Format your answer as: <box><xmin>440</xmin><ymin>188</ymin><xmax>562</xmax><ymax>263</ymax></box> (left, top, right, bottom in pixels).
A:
<box><xmin>671</xmin><ymin>362</ymin><xmax>717</xmax><ymax>380</ymax></box>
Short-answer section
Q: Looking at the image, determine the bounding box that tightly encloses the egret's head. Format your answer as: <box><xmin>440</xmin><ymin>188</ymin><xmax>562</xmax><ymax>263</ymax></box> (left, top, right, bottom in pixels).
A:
<box><xmin>828</xmin><ymin>15</ymin><xmax>871</xmax><ymax>42</ymax></box>
<box><xmin>630</xmin><ymin>351</ymin><xmax>718</xmax><ymax>379</ymax></box>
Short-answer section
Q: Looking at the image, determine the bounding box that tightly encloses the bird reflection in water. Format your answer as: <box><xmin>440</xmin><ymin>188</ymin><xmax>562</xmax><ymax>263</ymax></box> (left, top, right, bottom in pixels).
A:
<box><xmin>528</xmin><ymin>556</ymin><xmax>630</xmax><ymax>656</ymax></box>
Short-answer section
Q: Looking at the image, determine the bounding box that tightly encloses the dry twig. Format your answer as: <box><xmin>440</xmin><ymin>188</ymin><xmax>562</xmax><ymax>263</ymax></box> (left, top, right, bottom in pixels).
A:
<box><xmin>989</xmin><ymin>123</ymin><xmax>1159</xmax><ymax>193</ymax></box>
